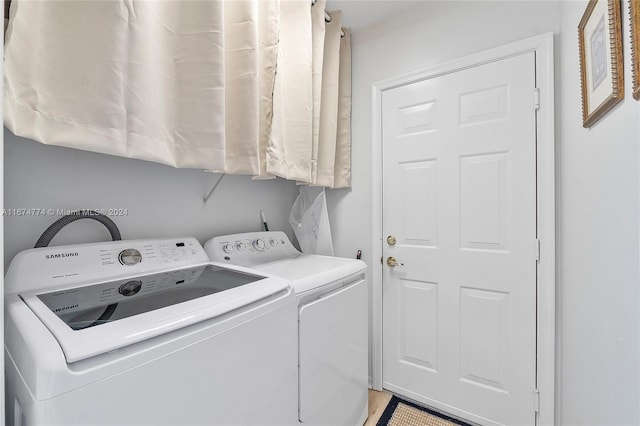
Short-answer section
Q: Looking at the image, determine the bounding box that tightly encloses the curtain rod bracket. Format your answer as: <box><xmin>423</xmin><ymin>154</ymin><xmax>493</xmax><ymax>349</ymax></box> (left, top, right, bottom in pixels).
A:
<box><xmin>202</xmin><ymin>173</ymin><xmax>226</xmax><ymax>206</ymax></box>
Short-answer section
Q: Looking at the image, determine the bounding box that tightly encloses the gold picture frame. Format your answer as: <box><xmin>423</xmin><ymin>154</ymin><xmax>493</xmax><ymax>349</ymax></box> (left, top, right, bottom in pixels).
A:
<box><xmin>579</xmin><ymin>0</ymin><xmax>624</xmax><ymax>128</ymax></box>
<box><xmin>631</xmin><ymin>0</ymin><xmax>640</xmax><ymax>100</ymax></box>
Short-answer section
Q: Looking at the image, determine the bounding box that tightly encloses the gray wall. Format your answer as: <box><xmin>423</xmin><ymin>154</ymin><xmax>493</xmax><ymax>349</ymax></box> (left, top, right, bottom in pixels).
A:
<box><xmin>558</xmin><ymin>1</ymin><xmax>640</xmax><ymax>424</ymax></box>
<box><xmin>4</xmin><ymin>129</ymin><xmax>298</xmax><ymax>268</ymax></box>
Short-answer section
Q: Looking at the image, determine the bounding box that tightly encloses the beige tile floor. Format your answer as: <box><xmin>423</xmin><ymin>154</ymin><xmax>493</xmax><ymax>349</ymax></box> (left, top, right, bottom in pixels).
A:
<box><xmin>364</xmin><ymin>389</ymin><xmax>393</xmax><ymax>426</ymax></box>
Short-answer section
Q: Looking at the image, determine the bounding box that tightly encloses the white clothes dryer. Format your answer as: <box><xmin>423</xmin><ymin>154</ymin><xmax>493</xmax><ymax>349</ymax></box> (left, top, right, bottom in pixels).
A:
<box><xmin>205</xmin><ymin>231</ymin><xmax>368</xmax><ymax>426</ymax></box>
<box><xmin>5</xmin><ymin>238</ymin><xmax>298</xmax><ymax>426</ymax></box>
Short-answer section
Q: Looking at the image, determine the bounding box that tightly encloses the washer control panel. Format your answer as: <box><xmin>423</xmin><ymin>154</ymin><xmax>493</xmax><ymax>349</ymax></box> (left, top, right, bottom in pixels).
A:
<box><xmin>5</xmin><ymin>238</ymin><xmax>211</xmax><ymax>295</ymax></box>
<box><xmin>205</xmin><ymin>231</ymin><xmax>300</xmax><ymax>267</ymax></box>
<box><xmin>98</xmin><ymin>240</ymin><xmax>204</xmax><ymax>268</ymax></box>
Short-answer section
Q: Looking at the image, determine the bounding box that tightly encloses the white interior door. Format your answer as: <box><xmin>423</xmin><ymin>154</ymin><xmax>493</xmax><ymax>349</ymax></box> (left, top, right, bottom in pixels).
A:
<box><xmin>382</xmin><ymin>52</ymin><xmax>537</xmax><ymax>426</ymax></box>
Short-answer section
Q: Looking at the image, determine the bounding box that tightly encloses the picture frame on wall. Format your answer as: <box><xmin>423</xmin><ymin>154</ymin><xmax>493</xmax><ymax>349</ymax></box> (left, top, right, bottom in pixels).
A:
<box><xmin>578</xmin><ymin>0</ymin><xmax>624</xmax><ymax>128</ymax></box>
<box><xmin>631</xmin><ymin>0</ymin><xmax>640</xmax><ymax>100</ymax></box>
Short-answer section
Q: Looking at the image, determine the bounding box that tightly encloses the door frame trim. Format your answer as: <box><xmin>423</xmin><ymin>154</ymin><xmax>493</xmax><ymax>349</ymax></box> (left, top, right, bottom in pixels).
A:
<box><xmin>370</xmin><ymin>33</ymin><xmax>555</xmax><ymax>425</ymax></box>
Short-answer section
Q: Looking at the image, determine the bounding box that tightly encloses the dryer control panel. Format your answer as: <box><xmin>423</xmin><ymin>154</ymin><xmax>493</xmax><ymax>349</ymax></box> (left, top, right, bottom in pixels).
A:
<box><xmin>5</xmin><ymin>238</ymin><xmax>210</xmax><ymax>295</ymax></box>
<box><xmin>205</xmin><ymin>231</ymin><xmax>300</xmax><ymax>267</ymax></box>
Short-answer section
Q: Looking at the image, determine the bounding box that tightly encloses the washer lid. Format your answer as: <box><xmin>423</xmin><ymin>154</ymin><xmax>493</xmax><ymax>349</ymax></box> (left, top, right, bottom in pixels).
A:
<box><xmin>20</xmin><ymin>263</ymin><xmax>290</xmax><ymax>363</ymax></box>
<box><xmin>257</xmin><ymin>255</ymin><xmax>366</xmax><ymax>294</ymax></box>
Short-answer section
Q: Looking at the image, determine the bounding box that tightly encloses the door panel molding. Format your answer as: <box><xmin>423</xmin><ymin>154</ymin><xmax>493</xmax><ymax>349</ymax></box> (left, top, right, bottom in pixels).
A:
<box><xmin>371</xmin><ymin>33</ymin><xmax>555</xmax><ymax>425</ymax></box>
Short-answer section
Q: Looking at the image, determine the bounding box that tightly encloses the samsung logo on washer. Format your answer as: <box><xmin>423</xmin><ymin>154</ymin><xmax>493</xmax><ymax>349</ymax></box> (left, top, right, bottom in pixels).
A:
<box><xmin>45</xmin><ymin>252</ymin><xmax>79</xmax><ymax>260</ymax></box>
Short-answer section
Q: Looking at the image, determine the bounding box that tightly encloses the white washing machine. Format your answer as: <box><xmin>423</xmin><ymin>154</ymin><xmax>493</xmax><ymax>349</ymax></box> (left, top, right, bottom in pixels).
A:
<box><xmin>205</xmin><ymin>231</ymin><xmax>368</xmax><ymax>426</ymax></box>
<box><xmin>5</xmin><ymin>237</ymin><xmax>298</xmax><ymax>426</ymax></box>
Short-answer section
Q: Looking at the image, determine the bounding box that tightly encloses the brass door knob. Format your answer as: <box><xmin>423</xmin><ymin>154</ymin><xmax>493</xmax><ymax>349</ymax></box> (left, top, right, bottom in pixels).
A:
<box><xmin>386</xmin><ymin>256</ymin><xmax>404</xmax><ymax>267</ymax></box>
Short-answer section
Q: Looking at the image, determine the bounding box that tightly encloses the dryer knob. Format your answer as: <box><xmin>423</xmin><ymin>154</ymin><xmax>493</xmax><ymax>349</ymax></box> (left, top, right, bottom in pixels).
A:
<box><xmin>253</xmin><ymin>239</ymin><xmax>266</xmax><ymax>251</ymax></box>
<box><xmin>118</xmin><ymin>249</ymin><xmax>142</xmax><ymax>266</ymax></box>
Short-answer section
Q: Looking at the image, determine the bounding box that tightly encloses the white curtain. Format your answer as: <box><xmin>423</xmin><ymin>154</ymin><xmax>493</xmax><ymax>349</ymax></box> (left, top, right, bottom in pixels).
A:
<box><xmin>4</xmin><ymin>0</ymin><xmax>352</xmax><ymax>187</ymax></box>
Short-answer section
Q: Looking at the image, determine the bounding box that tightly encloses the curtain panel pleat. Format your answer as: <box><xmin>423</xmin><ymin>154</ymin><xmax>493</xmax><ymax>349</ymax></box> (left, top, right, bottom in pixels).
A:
<box><xmin>4</xmin><ymin>0</ymin><xmax>352</xmax><ymax>187</ymax></box>
<box><xmin>309</xmin><ymin>0</ymin><xmax>327</xmax><ymax>184</ymax></box>
<box><xmin>253</xmin><ymin>0</ymin><xmax>279</xmax><ymax>180</ymax></box>
<box><xmin>314</xmin><ymin>10</ymin><xmax>342</xmax><ymax>188</ymax></box>
<box><xmin>333</xmin><ymin>28</ymin><xmax>352</xmax><ymax>189</ymax></box>
<box><xmin>266</xmin><ymin>0</ymin><xmax>313</xmax><ymax>182</ymax></box>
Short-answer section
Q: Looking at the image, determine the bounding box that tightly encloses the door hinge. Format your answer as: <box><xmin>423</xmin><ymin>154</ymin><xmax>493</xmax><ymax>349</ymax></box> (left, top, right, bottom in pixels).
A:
<box><xmin>533</xmin><ymin>389</ymin><xmax>540</xmax><ymax>412</ymax></box>
<box><xmin>533</xmin><ymin>88</ymin><xmax>540</xmax><ymax>110</ymax></box>
<box><xmin>535</xmin><ymin>239</ymin><xmax>541</xmax><ymax>262</ymax></box>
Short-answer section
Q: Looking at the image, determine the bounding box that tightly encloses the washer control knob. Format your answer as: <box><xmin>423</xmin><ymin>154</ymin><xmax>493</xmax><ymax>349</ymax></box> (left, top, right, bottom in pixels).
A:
<box><xmin>237</xmin><ymin>242</ymin><xmax>248</xmax><ymax>252</ymax></box>
<box><xmin>118</xmin><ymin>249</ymin><xmax>142</xmax><ymax>266</ymax></box>
<box><xmin>119</xmin><ymin>280</ymin><xmax>142</xmax><ymax>296</ymax></box>
<box><xmin>253</xmin><ymin>239</ymin><xmax>266</xmax><ymax>251</ymax></box>
<box><xmin>270</xmin><ymin>239</ymin><xmax>278</xmax><ymax>247</ymax></box>
<box><xmin>222</xmin><ymin>244</ymin><xmax>234</xmax><ymax>254</ymax></box>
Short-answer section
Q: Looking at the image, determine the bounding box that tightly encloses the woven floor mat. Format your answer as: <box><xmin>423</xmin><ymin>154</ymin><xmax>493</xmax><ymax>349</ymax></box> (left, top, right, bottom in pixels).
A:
<box><xmin>376</xmin><ymin>396</ymin><xmax>473</xmax><ymax>426</ymax></box>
